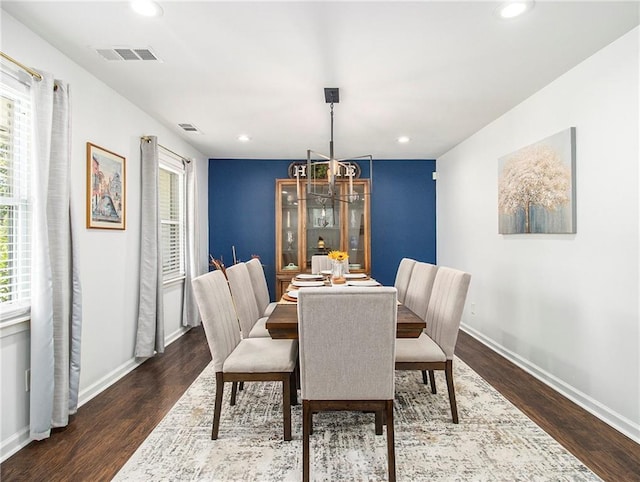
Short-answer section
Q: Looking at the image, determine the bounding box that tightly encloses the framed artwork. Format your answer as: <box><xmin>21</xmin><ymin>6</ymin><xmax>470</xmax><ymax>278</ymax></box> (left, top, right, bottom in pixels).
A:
<box><xmin>86</xmin><ymin>142</ymin><xmax>126</xmax><ymax>230</ymax></box>
<box><xmin>498</xmin><ymin>127</ymin><xmax>576</xmax><ymax>234</ymax></box>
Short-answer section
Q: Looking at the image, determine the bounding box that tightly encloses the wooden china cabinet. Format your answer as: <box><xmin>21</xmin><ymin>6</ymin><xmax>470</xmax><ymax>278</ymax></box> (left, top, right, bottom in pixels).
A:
<box><xmin>274</xmin><ymin>178</ymin><xmax>371</xmax><ymax>299</ymax></box>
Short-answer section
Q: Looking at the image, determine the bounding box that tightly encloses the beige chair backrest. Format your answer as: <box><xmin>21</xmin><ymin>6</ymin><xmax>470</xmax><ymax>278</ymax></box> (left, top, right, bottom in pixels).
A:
<box><xmin>311</xmin><ymin>255</ymin><xmax>331</xmax><ymax>274</ymax></box>
<box><xmin>191</xmin><ymin>270</ymin><xmax>241</xmax><ymax>372</ymax></box>
<box><xmin>394</xmin><ymin>258</ymin><xmax>417</xmax><ymax>304</ymax></box>
<box><xmin>226</xmin><ymin>263</ymin><xmax>261</xmax><ymax>337</ymax></box>
<box><xmin>297</xmin><ymin>287</ymin><xmax>398</xmax><ymax>400</ymax></box>
<box><xmin>246</xmin><ymin>258</ymin><xmax>271</xmax><ymax>315</ymax></box>
<box><xmin>425</xmin><ymin>266</ymin><xmax>471</xmax><ymax>359</ymax></box>
<box><xmin>403</xmin><ymin>262</ymin><xmax>438</xmax><ymax>320</ymax></box>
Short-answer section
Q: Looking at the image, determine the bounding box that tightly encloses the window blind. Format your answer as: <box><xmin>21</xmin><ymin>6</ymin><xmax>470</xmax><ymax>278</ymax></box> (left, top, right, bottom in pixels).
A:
<box><xmin>0</xmin><ymin>72</ymin><xmax>32</xmax><ymax>321</ymax></box>
<box><xmin>158</xmin><ymin>149</ymin><xmax>185</xmax><ymax>281</ymax></box>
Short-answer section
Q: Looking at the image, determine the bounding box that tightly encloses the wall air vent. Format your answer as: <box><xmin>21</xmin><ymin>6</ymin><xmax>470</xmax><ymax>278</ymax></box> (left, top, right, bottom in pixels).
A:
<box><xmin>95</xmin><ymin>47</ymin><xmax>161</xmax><ymax>62</ymax></box>
<box><xmin>178</xmin><ymin>123</ymin><xmax>203</xmax><ymax>134</ymax></box>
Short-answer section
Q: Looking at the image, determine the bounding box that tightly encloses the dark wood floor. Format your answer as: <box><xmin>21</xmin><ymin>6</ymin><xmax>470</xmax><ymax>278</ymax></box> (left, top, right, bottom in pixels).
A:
<box><xmin>2</xmin><ymin>327</ymin><xmax>639</xmax><ymax>481</ymax></box>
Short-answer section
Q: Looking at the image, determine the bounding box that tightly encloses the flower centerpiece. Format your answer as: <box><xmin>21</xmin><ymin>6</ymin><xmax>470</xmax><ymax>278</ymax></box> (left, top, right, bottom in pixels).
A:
<box><xmin>328</xmin><ymin>250</ymin><xmax>349</xmax><ymax>284</ymax></box>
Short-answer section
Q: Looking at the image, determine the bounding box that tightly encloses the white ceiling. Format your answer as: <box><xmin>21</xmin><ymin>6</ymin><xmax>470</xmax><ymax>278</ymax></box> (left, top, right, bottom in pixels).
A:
<box><xmin>2</xmin><ymin>1</ymin><xmax>638</xmax><ymax>159</ymax></box>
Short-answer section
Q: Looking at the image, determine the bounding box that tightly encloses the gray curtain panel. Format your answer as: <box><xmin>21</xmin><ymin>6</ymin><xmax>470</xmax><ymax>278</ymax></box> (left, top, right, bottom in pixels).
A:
<box><xmin>182</xmin><ymin>159</ymin><xmax>201</xmax><ymax>327</ymax></box>
<box><xmin>30</xmin><ymin>71</ymin><xmax>82</xmax><ymax>440</ymax></box>
<box><xmin>135</xmin><ymin>136</ymin><xmax>165</xmax><ymax>357</ymax></box>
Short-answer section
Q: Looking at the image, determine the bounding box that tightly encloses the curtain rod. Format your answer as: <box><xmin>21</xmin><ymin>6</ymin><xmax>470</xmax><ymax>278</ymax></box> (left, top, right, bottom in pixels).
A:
<box><xmin>141</xmin><ymin>136</ymin><xmax>191</xmax><ymax>163</ymax></box>
<box><xmin>0</xmin><ymin>51</ymin><xmax>43</xmax><ymax>81</ymax></box>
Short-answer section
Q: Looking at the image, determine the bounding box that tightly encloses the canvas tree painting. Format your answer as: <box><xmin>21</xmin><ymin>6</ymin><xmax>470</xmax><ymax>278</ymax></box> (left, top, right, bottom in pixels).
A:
<box><xmin>498</xmin><ymin>127</ymin><xmax>576</xmax><ymax>234</ymax></box>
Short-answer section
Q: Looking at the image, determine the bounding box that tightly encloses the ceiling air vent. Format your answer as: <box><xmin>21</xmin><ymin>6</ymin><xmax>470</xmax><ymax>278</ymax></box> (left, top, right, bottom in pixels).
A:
<box><xmin>178</xmin><ymin>123</ymin><xmax>203</xmax><ymax>134</ymax></box>
<box><xmin>95</xmin><ymin>47</ymin><xmax>161</xmax><ymax>62</ymax></box>
<box><xmin>134</xmin><ymin>49</ymin><xmax>159</xmax><ymax>61</ymax></box>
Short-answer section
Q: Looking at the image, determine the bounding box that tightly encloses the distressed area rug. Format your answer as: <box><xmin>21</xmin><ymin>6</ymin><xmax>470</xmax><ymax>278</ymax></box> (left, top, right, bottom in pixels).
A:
<box><xmin>114</xmin><ymin>357</ymin><xmax>599</xmax><ymax>481</ymax></box>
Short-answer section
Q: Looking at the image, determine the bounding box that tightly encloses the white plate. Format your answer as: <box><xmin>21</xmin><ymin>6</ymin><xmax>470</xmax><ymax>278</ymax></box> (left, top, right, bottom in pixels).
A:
<box><xmin>346</xmin><ymin>280</ymin><xmax>381</xmax><ymax>287</ymax></box>
<box><xmin>292</xmin><ymin>280</ymin><xmax>325</xmax><ymax>287</ymax></box>
<box><xmin>286</xmin><ymin>290</ymin><xmax>299</xmax><ymax>298</ymax></box>
<box><xmin>320</xmin><ymin>269</ymin><xmax>332</xmax><ymax>275</ymax></box>
<box><xmin>344</xmin><ymin>273</ymin><xmax>367</xmax><ymax>279</ymax></box>
<box><xmin>296</xmin><ymin>274</ymin><xmax>323</xmax><ymax>280</ymax></box>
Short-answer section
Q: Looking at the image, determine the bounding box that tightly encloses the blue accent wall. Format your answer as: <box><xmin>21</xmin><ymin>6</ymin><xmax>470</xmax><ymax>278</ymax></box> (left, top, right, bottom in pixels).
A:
<box><xmin>370</xmin><ymin>160</ymin><xmax>437</xmax><ymax>285</ymax></box>
<box><xmin>208</xmin><ymin>159</ymin><xmax>436</xmax><ymax>299</ymax></box>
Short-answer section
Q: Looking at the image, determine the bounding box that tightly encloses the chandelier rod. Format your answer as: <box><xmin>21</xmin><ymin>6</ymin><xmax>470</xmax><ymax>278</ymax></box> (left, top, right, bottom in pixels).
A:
<box><xmin>329</xmin><ymin>100</ymin><xmax>335</xmax><ymax>161</ymax></box>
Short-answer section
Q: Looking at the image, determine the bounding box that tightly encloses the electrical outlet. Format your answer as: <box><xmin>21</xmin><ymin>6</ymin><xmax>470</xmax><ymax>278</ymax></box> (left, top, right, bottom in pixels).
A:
<box><xmin>25</xmin><ymin>369</ymin><xmax>31</xmax><ymax>392</ymax></box>
<box><xmin>471</xmin><ymin>302</ymin><xmax>476</xmax><ymax>315</ymax></box>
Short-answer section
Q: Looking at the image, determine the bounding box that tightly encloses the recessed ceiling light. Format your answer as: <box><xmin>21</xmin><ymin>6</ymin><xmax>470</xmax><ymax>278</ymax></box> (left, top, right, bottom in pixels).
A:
<box><xmin>397</xmin><ymin>136</ymin><xmax>410</xmax><ymax>144</ymax></box>
<box><xmin>130</xmin><ymin>0</ymin><xmax>163</xmax><ymax>17</ymax></box>
<box><xmin>237</xmin><ymin>134</ymin><xmax>251</xmax><ymax>142</ymax></box>
<box><xmin>496</xmin><ymin>1</ymin><xmax>534</xmax><ymax>19</ymax></box>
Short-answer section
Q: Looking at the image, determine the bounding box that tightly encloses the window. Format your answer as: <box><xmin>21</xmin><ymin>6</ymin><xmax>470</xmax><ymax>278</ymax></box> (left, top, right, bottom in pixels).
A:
<box><xmin>159</xmin><ymin>149</ymin><xmax>185</xmax><ymax>282</ymax></box>
<box><xmin>0</xmin><ymin>69</ymin><xmax>32</xmax><ymax>322</ymax></box>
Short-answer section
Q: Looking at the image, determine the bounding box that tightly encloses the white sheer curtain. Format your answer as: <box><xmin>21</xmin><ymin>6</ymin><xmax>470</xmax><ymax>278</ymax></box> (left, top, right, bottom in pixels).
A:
<box><xmin>30</xmin><ymin>71</ymin><xmax>82</xmax><ymax>440</ymax></box>
<box><xmin>182</xmin><ymin>159</ymin><xmax>201</xmax><ymax>327</ymax></box>
<box><xmin>135</xmin><ymin>136</ymin><xmax>164</xmax><ymax>357</ymax></box>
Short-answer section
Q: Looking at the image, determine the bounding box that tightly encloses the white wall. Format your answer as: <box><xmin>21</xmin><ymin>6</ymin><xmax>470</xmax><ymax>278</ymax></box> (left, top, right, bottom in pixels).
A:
<box><xmin>1</xmin><ymin>12</ymin><xmax>209</xmax><ymax>460</ymax></box>
<box><xmin>437</xmin><ymin>27</ymin><xmax>639</xmax><ymax>442</ymax></box>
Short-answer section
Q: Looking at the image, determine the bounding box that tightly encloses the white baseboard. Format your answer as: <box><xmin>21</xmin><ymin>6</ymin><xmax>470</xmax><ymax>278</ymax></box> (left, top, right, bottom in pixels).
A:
<box><xmin>165</xmin><ymin>326</ymin><xmax>189</xmax><ymax>346</ymax></box>
<box><xmin>1</xmin><ymin>326</ymin><xmax>191</xmax><ymax>463</ymax></box>
<box><xmin>461</xmin><ymin>323</ymin><xmax>640</xmax><ymax>444</ymax></box>
<box><xmin>0</xmin><ymin>427</ymin><xmax>30</xmax><ymax>463</ymax></box>
<box><xmin>78</xmin><ymin>326</ymin><xmax>189</xmax><ymax>407</ymax></box>
<box><xmin>77</xmin><ymin>358</ymin><xmax>143</xmax><ymax>407</ymax></box>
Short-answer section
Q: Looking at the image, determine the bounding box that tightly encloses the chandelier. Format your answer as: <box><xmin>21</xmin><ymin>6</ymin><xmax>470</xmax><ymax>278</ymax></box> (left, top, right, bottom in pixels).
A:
<box><xmin>297</xmin><ymin>88</ymin><xmax>373</xmax><ymax>205</ymax></box>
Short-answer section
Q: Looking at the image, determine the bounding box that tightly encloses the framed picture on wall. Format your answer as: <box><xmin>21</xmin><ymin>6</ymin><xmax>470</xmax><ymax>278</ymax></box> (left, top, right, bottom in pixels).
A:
<box><xmin>498</xmin><ymin>127</ymin><xmax>576</xmax><ymax>234</ymax></box>
<box><xmin>86</xmin><ymin>142</ymin><xmax>126</xmax><ymax>230</ymax></box>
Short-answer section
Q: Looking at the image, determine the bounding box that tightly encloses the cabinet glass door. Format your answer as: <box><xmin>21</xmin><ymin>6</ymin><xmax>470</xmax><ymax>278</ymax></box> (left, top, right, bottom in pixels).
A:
<box><xmin>344</xmin><ymin>181</ymin><xmax>369</xmax><ymax>271</ymax></box>
<box><xmin>305</xmin><ymin>194</ymin><xmax>341</xmax><ymax>270</ymax></box>
<box><xmin>278</xmin><ymin>182</ymin><xmax>300</xmax><ymax>271</ymax></box>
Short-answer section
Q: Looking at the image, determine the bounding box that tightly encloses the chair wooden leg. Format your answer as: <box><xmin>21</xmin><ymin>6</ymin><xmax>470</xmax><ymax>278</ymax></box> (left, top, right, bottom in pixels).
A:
<box><xmin>386</xmin><ymin>400</ymin><xmax>396</xmax><ymax>482</ymax></box>
<box><xmin>239</xmin><ymin>381</ymin><xmax>244</xmax><ymax>391</ymax></box>
<box><xmin>290</xmin><ymin>371</ymin><xmax>298</xmax><ymax>406</ymax></box>
<box><xmin>429</xmin><ymin>370</ymin><xmax>437</xmax><ymax>394</ymax></box>
<box><xmin>230</xmin><ymin>381</ymin><xmax>238</xmax><ymax>406</ymax></box>
<box><xmin>212</xmin><ymin>372</ymin><xmax>225</xmax><ymax>440</ymax></box>
<box><xmin>303</xmin><ymin>400</ymin><xmax>311</xmax><ymax>482</ymax></box>
<box><xmin>375</xmin><ymin>410</ymin><xmax>383</xmax><ymax>435</ymax></box>
<box><xmin>445</xmin><ymin>360</ymin><xmax>459</xmax><ymax>424</ymax></box>
<box><xmin>421</xmin><ymin>370</ymin><xmax>428</xmax><ymax>385</ymax></box>
<box><xmin>282</xmin><ymin>376</ymin><xmax>292</xmax><ymax>441</ymax></box>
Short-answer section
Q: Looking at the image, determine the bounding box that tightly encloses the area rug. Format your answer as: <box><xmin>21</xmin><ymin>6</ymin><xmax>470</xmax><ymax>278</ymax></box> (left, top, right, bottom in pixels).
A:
<box><xmin>114</xmin><ymin>357</ymin><xmax>600</xmax><ymax>481</ymax></box>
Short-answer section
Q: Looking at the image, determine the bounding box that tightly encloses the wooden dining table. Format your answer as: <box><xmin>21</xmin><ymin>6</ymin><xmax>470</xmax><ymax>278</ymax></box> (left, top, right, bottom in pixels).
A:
<box><xmin>265</xmin><ymin>303</ymin><xmax>425</xmax><ymax>340</ymax></box>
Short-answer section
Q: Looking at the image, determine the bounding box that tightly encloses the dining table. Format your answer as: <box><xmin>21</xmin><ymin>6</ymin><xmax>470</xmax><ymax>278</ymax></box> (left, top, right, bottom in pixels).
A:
<box><xmin>267</xmin><ymin>274</ymin><xmax>426</xmax><ymax>339</ymax></box>
<box><xmin>265</xmin><ymin>301</ymin><xmax>426</xmax><ymax>339</ymax></box>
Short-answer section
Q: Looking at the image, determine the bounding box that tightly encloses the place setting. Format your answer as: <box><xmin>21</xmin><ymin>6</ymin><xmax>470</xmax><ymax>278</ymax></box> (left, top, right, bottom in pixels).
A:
<box><xmin>291</xmin><ymin>273</ymin><xmax>326</xmax><ymax>288</ymax></box>
<box><xmin>282</xmin><ymin>289</ymin><xmax>299</xmax><ymax>303</ymax></box>
<box><xmin>345</xmin><ymin>279</ymin><xmax>381</xmax><ymax>287</ymax></box>
<box><xmin>342</xmin><ymin>272</ymin><xmax>381</xmax><ymax>286</ymax></box>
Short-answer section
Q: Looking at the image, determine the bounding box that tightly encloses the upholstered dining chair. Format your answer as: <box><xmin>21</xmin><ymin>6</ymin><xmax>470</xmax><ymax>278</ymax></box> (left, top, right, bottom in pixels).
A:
<box><xmin>395</xmin><ymin>266</ymin><xmax>471</xmax><ymax>424</ymax></box>
<box><xmin>310</xmin><ymin>255</ymin><xmax>331</xmax><ymax>274</ymax></box>
<box><xmin>297</xmin><ymin>287</ymin><xmax>398</xmax><ymax>482</ymax></box>
<box><xmin>399</xmin><ymin>261</ymin><xmax>438</xmax><ymax>389</ymax></box>
<box><xmin>394</xmin><ymin>257</ymin><xmax>417</xmax><ymax>304</ymax></box>
<box><xmin>191</xmin><ymin>270</ymin><xmax>298</xmax><ymax>440</ymax></box>
<box><xmin>403</xmin><ymin>261</ymin><xmax>438</xmax><ymax>320</ymax></box>
<box><xmin>246</xmin><ymin>258</ymin><xmax>277</xmax><ymax>317</ymax></box>
<box><xmin>226</xmin><ymin>262</ymin><xmax>270</xmax><ymax>338</ymax></box>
